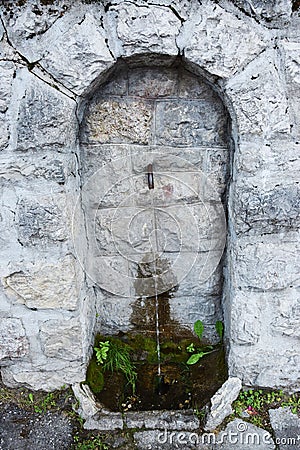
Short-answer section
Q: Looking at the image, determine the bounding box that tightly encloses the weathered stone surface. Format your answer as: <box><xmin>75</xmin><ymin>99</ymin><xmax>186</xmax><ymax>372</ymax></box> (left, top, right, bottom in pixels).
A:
<box><xmin>84</xmin><ymin>412</ymin><xmax>123</xmax><ymax>430</ymax></box>
<box><xmin>269</xmin><ymin>407</ymin><xmax>300</xmax><ymax>450</ymax></box>
<box><xmin>40</xmin><ymin>318</ymin><xmax>83</xmax><ymax>361</ymax></box>
<box><xmin>228</xmin><ymin>345</ymin><xmax>300</xmax><ymax>389</ymax></box>
<box><xmin>204</xmin><ymin>377</ymin><xmax>242</xmax><ymax>431</ymax></box>
<box><xmin>179</xmin><ymin>0</ymin><xmax>268</xmax><ymax>79</ymax></box>
<box><xmin>106</xmin><ymin>2</ymin><xmax>181</xmax><ymax>57</ymax></box>
<box><xmin>232</xmin><ymin>233</ymin><xmax>300</xmax><ymax>291</ymax></box>
<box><xmin>15</xmin><ymin>70</ymin><xmax>76</xmax><ymax>151</ymax></box>
<box><xmin>134</xmin><ymin>430</ymin><xmax>206</xmax><ymax>450</ymax></box>
<box><xmin>0</xmin><ymin>154</ymin><xmax>68</xmax><ymax>185</ymax></box>
<box><xmin>4</xmin><ymin>256</ymin><xmax>78</xmax><ymax>310</ymax></box>
<box><xmin>232</xmin><ymin>0</ymin><xmax>292</xmax><ymax>28</ymax></box>
<box><xmin>230</xmin><ymin>292</ymin><xmax>262</xmax><ymax>345</ymax></box>
<box><xmin>226</xmin><ymin>50</ymin><xmax>290</xmax><ymax>139</ymax></box>
<box><xmin>39</xmin><ymin>11</ymin><xmax>114</xmax><ymax>96</ymax></box>
<box><xmin>235</xmin><ymin>140</ymin><xmax>300</xmax><ymax>178</ymax></box>
<box><xmin>83</xmin><ymin>98</ymin><xmax>153</xmax><ymax>145</ymax></box>
<box><xmin>95</xmin><ymin>290</ymin><xmax>133</xmax><ymax>333</ymax></box>
<box><xmin>232</xmin><ymin>182</ymin><xmax>300</xmax><ymax>235</ymax></box>
<box><xmin>17</xmin><ymin>196</ymin><xmax>69</xmax><ymax>246</ymax></box>
<box><xmin>1</xmin><ymin>363</ymin><xmax>86</xmax><ymax>391</ymax></box>
<box><xmin>72</xmin><ymin>383</ymin><xmax>99</xmax><ymax>420</ymax></box>
<box><xmin>271</xmin><ymin>288</ymin><xmax>300</xmax><ymax>338</ymax></box>
<box><xmin>155</xmin><ymin>99</ymin><xmax>227</xmax><ymax>147</ymax></box>
<box><xmin>128</xmin><ymin>67</ymin><xmax>178</xmax><ymax>97</ymax></box>
<box><xmin>125</xmin><ymin>409</ymin><xmax>199</xmax><ymax>430</ymax></box>
<box><xmin>281</xmin><ymin>41</ymin><xmax>300</xmax><ymax>138</ymax></box>
<box><xmin>0</xmin><ymin>318</ymin><xmax>29</xmax><ymax>361</ymax></box>
<box><xmin>0</xmin><ymin>61</ymin><xmax>15</xmax><ymax>150</ymax></box>
<box><xmin>215</xmin><ymin>419</ymin><xmax>275</xmax><ymax>449</ymax></box>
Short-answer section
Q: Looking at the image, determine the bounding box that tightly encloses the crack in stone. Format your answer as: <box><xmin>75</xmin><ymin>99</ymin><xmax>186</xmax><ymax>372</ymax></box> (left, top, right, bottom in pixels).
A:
<box><xmin>0</xmin><ymin>16</ymin><xmax>77</xmax><ymax>101</ymax></box>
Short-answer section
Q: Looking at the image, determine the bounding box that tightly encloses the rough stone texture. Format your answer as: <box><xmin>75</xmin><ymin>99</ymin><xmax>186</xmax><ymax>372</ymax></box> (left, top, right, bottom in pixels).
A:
<box><xmin>226</xmin><ymin>50</ymin><xmax>290</xmax><ymax>139</ymax></box>
<box><xmin>269</xmin><ymin>407</ymin><xmax>300</xmax><ymax>450</ymax></box>
<box><xmin>0</xmin><ymin>318</ymin><xmax>29</xmax><ymax>361</ymax></box>
<box><xmin>84</xmin><ymin>412</ymin><xmax>123</xmax><ymax>431</ymax></box>
<box><xmin>215</xmin><ymin>419</ymin><xmax>275</xmax><ymax>449</ymax></box>
<box><xmin>232</xmin><ymin>0</ymin><xmax>292</xmax><ymax>28</ymax></box>
<box><xmin>72</xmin><ymin>383</ymin><xmax>99</xmax><ymax>420</ymax></box>
<box><xmin>40</xmin><ymin>318</ymin><xmax>83</xmax><ymax>361</ymax></box>
<box><xmin>13</xmin><ymin>70</ymin><xmax>77</xmax><ymax>152</ymax></box>
<box><xmin>124</xmin><ymin>409</ymin><xmax>199</xmax><ymax>430</ymax></box>
<box><xmin>178</xmin><ymin>0</ymin><xmax>269</xmax><ymax>79</ymax></box>
<box><xmin>106</xmin><ymin>2</ymin><xmax>181</xmax><ymax>57</ymax></box>
<box><xmin>4</xmin><ymin>256</ymin><xmax>79</xmax><ymax>310</ymax></box>
<box><xmin>134</xmin><ymin>430</ymin><xmax>203</xmax><ymax>450</ymax></box>
<box><xmin>204</xmin><ymin>377</ymin><xmax>242</xmax><ymax>431</ymax></box>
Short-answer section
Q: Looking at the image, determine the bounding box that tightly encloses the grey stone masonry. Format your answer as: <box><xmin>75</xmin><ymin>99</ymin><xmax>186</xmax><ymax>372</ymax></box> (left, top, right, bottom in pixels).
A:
<box><xmin>0</xmin><ymin>0</ymin><xmax>298</xmax><ymax>392</ymax></box>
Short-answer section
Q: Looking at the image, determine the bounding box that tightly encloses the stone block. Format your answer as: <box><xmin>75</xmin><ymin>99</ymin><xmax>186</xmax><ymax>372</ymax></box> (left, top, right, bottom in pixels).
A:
<box><xmin>178</xmin><ymin>70</ymin><xmax>218</xmax><ymax>100</ymax></box>
<box><xmin>40</xmin><ymin>318</ymin><xmax>83</xmax><ymax>361</ymax></box>
<box><xmin>81</xmin><ymin>144</ymin><xmax>131</xmax><ymax>180</ymax></box>
<box><xmin>1</xmin><ymin>363</ymin><xmax>86</xmax><ymax>391</ymax></box>
<box><xmin>4</xmin><ymin>256</ymin><xmax>79</xmax><ymax>310</ymax></box>
<box><xmin>39</xmin><ymin>12</ymin><xmax>114</xmax><ymax>95</ymax></box>
<box><xmin>232</xmin><ymin>0</ymin><xmax>292</xmax><ymax>28</ymax></box>
<box><xmin>107</xmin><ymin>2</ymin><xmax>181</xmax><ymax>57</ymax></box>
<box><xmin>128</xmin><ymin>67</ymin><xmax>178</xmax><ymax>97</ymax></box>
<box><xmin>269</xmin><ymin>407</ymin><xmax>300</xmax><ymax>450</ymax></box>
<box><xmin>179</xmin><ymin>0</ymin><xmax>268</xmax><ymax>79</ymax></box>
<box><xmin>72</xmin><ymin>383</ymin><xmax>99</xmax><ymax>420</ymax></box>
<box><xmin>232</xmin><ymin>181</ymin><xmax>300</xmax><ymax>235</ymax></box>
<box><xmin>271</xmin><ymin>288</ymin><xmax>300</xmax><ymax>338</ymax></box>
<box><xmin>15</xmin><ymin>71</ymin><xmax>76</xmax><ymax>151</ymax></box>
<box><xmin>95</xmin><ymin>291</ymin><xmax>133</xmax><ymax>334</ymax></box>
<box><xmin>125</xmin><ymin>409</ymin><xmax>199</xmax><ymax>430</ymax></box>
<box><xmin>228</xmin><ymin>345</ymin><xmax>300</xmax><ymax>389</ymax></box>
<box><xmin>83</xmin><ymin>98</ymin><xmax>153</xmax><ymax>145</ymax></box>
<box><xmin>230</xmin><ymin>292</ymin><xmax>262</xmax><ymax>345</ymax></box>
<box><xmin>0</xmin><ymin>318</ymin><xmax>29</xmax><ymax>361</ymax></box>
<box><xmin>94</xmin><ymin>206</ymin><xmax>157</xmax><ymax>257</ymax></box>
<box><xmin>0</xmin><ymin>61</ymin><xmax>15</xmax><ymax>150</ymax></box>
<box><xmin>235</xmin><ymin>140</ymin><xmax>300</xmax><ymax>178</ymax></box>
<box><xmin>204</xmin><ymin>377</ymin><xmax>242</xmax><ymax>431</ymax></box>
<box><xmin>84</xmin><ymin>412</ymin><xmax>123</xmax><ymax>430</ymax></box>
<box><xmin>0</xmin><ymin>153</ymin><xmax>70</xmax><ymax>185</ymax></box>
<box><xmin>81</xmin><ymin>154</ymin><xmax>133</xmax><ymax>209</ymax></box>
<box><xmin>155</xmin><ymin>99</ymin><xmax>227</xmax><ymax>147</ymax></box>
<box><xmin>232</xmin><ymin>233</ymin><xmax>300</xmax><ymax>291</ymax></box>
<box><xmin>204</xmin><ymin>148</ymin><xmax>230</xmax><ymax>199</ymax></box>
<box><xmin>86</xmin><ymin>255</ymin><xmax>131</xmax><ymax>297</ymax></box>
<box><xmin>226</xmin><ymin>50</ymin><xmax>290</xmax><ymax>139</ymax></box>
<box><xmin>17</xmin><ymin>195</ymin><xmax>69</xmax><ymax>246</ymax></box>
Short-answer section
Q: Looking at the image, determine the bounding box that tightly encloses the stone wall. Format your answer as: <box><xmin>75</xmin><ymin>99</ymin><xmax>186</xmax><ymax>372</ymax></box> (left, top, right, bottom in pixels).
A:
<box><xmin>0</xmin><ymin>0</ymin><xmax>299</xmax><ymax>392</ymax></box>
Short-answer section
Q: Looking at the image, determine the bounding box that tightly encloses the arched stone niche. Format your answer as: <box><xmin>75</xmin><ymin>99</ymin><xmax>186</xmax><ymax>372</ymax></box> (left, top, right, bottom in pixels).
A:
<box><xmin>78</xmin><ymin>58</ymin><xmax>229</xmax><ymax>343</ymax></box>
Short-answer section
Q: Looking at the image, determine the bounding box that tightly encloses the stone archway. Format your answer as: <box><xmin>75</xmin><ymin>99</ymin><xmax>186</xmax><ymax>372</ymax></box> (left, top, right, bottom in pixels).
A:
<box><xmin>78</xmin><ymin>58</ymin><xmax>229</xmax><ymax>343</ymax></box>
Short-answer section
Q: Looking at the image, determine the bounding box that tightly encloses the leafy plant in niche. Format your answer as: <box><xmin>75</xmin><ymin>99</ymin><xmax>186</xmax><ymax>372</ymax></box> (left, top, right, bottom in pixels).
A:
<box><xmin>94</xmin><ymin>339</ymin><xmax>137</xmax><ymax>393</ymax></box>
<box><xmin>186</xmin><ymin>319</ymin><xmax>223</xmax><ymax>365</ymax></box>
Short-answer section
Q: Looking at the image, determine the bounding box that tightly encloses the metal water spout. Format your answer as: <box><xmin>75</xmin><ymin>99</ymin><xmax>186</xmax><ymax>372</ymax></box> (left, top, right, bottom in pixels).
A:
<box><xmin>147</xmin><ymin>163</ymin><xmax>154</xmax><ymax>189</ymax></box>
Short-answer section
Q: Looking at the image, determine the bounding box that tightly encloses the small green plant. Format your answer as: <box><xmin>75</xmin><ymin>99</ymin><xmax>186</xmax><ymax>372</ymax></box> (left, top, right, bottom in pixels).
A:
<box><xmin>94</xmin><ymin>339</ymin><xmax>137</xmax><ymax>393</ymax></box>
<box><xmin>94</xmin><ymin>341</ymin><xmax>110</xmax><ymax>364</ymax></box>
<box><xmin>33</xmin><ymin>392</ymin><xmax>57</xmax><ymax>414</ymax></box>
<box><xmin>28</xmin><ymin>393</ymin><xmax>34</xmax><ymax>403</ymax></box>
<box><xmin>74</xmin><ymin>434</ymin><xmax>109</xmax><ymax>450</ymax></box>
<box><xmin>282</xmin><ymin>393</ymin><xmax>300</xmax><ymax>414</ymax></box>
<box><xmin>186</xmin><ymin>320</ymin><xmax>223</xmax><ymax>365</ymax></box>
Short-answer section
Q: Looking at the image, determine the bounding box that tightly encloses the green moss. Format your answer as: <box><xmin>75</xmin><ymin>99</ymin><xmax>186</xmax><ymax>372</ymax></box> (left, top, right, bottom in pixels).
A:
<box><xmin>86</xmin><ymin>359</ymin><xmax>104</xmax><ymax>394</ymax></box>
